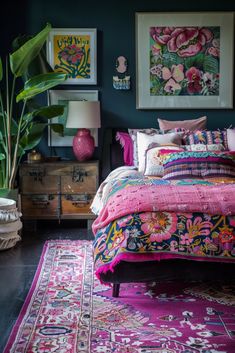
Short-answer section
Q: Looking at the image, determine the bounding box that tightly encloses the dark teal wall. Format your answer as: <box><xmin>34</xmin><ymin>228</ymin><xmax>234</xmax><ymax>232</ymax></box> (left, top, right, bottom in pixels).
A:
<box><xmin>2</xmin><ymin>0</ymin><xmax>235</xmax><ymax>163</ymax></box>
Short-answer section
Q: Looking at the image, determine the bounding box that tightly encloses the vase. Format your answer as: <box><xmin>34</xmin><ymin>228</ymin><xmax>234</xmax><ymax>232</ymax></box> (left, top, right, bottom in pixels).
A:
<box><xmin>72</xmin><ymin>129</ymin><xmax>95</xmax><ymax>161</ymax></box>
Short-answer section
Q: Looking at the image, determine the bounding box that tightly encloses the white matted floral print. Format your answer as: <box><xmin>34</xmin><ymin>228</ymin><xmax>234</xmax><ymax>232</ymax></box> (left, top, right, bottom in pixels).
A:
<box><xmin>48</xmin><ymin>90</ymin><xmax>99</xmax><ymax>147</ymax></box>
<box><xmin>47</xmin><ymin>28</ymin><xmax>97</xmax><ymax>85</ymax></box>
<box><xmin>136</xmin><ymin>12</ymin><xmax>234</xmax><ymax>109</ymax></box>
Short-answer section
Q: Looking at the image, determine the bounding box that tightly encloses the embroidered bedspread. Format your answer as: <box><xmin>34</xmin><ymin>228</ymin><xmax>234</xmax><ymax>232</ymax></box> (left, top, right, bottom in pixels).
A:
<box><xmin>92</xmin><ymin>168</ymin><xmax>235</xmax><ymax>277</ymax></box>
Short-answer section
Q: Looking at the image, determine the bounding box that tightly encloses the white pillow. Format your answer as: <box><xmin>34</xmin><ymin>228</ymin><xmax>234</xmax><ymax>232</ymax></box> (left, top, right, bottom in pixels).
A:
<box><xmin>137</xmin><ymin>131</ymin><xmax>183</xmax><ymax>172</ymax></box>
<box><xmin>227</xmin><ymin>129</ymin><xmax>235</xmax><ymax>151</ymax></box>
<box><xmin>128</xmin><ymin>128</ymin><xmax>160</xmax><ymax>167</ymax></box>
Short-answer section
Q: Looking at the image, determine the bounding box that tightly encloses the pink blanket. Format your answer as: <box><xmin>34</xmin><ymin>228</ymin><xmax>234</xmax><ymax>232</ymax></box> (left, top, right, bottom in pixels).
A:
<box><xmin>92</xmin><ymin>183</ymin><xmax>235</xmax><ymax>234</ymax></box>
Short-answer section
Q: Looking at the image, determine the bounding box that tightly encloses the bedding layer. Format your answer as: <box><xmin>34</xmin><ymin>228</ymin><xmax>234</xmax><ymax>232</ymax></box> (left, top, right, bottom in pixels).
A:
<box><xmin>92</xmin><ymin>167</ymin><xmax>235</xmax><ymax>278</ymax></box>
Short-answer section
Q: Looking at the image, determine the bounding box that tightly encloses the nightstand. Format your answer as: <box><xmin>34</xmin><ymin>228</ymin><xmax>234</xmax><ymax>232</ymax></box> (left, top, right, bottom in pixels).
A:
<box><xmin>19</xmin><ymin>160</ymin><xmax>99</xmax><ymax>229</ymax></box>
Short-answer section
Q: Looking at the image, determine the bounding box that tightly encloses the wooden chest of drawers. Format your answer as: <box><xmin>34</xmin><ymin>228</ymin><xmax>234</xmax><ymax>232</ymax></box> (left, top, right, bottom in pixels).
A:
<box><xmin>19</xmin><ymin>161</ymin><xmax>99</xmax><ymax>224</ymax></box>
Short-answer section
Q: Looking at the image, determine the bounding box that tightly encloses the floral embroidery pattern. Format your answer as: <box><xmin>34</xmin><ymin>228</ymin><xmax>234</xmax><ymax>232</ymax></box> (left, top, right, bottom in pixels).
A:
<box><xmin>140</xmin><ymin>212</ymin><xmax>177</xmax><ymax>242</ymax></box>
<box><xmin>94</xmin><ymin>212</ymin><xmax>235</xmax><ymax>269</ymax></box>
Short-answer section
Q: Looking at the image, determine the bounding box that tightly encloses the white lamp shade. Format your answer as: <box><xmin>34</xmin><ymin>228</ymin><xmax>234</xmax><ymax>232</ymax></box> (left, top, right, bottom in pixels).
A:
<box><xmin>66</xmin><ymin>101</ymin><xmax>101</xmax><ymax>129</ymax></box>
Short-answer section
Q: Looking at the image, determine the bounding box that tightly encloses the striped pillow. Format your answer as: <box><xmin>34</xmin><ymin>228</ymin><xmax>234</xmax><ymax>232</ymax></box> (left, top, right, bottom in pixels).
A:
<box><xmin>162</xmin><ymin>151</ymin><xmax>235</xmax><ymax>180</ymax></box>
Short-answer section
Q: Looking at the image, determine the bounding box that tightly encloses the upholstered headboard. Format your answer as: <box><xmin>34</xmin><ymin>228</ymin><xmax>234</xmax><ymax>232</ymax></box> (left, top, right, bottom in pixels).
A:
<box><xmin>101</xmin><ymin>128</ymin><xmax>127</xmax><ymax>180</ymax></box>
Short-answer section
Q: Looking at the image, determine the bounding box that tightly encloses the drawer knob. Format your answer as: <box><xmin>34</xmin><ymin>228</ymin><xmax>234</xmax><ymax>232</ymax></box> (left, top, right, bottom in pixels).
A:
<box><xmin>72</xmin><ymin>201</ymin><xmax>89</xmax><ymax>207</ymax></box>
<box><xmin>28</xmin><ymin>168</ymin><xmax>46</xmax><ymax>182</ymax></box>
<box><xmin>65</xmin><ymin>194</ymin><xmax>91</xmax><ymax>208</ymax></box>
<box><xmin>31</xmin><ymin>195</ymin><xmax>54</xmax><ymax>208</ymax></box>
<box><xmin>72</xmin><ymin>168</ymin><xmax>88</xmax><ymax>183</ymax></box>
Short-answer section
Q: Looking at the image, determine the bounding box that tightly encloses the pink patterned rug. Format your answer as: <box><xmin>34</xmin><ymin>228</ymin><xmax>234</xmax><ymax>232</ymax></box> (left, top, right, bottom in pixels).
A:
<box><xmin>3</xmin><ymin>240</ymin><xmax>235</xmax><ymax>353</ymax></box>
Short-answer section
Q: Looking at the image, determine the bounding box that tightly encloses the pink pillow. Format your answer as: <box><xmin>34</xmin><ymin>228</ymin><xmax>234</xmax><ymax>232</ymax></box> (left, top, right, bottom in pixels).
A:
<box><xmin>116</xmin><ymin>132</ymin><xmax>134</xmax><ymax>166</ymax></box>
<box><xmin>157</xmin><ymin>116</ymin><xmax>207</xmax><ymax>131</ymax></box>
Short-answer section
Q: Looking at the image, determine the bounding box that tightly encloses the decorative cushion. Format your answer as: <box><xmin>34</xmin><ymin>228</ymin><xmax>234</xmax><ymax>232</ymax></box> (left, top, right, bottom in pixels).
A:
<box><xmin>184</xmin><ymin>130</ymin><xmax>228</xmax><ymax>149</ymax></box>
<box><xmin>144</xmin><ymin>145</ymin><xmax>184</xmax><ymax>176</ymax></box>
<box><xmin>184</xmin><ymin>143</ymin><xmax>225</xmax><ymax>152</ymax></box>
<box><xmin>162</xmin><ymin>151</ymin><xmax>235</xmax><ymax>180</ymax></box>
<box><xmin>158</xmin><ymin>116</ymin><xmax>207</xmax><ymax>131</ymax></box>
<box><xmin>116</xmin><ymin>131</ymin><xmax>134</xmax><ymax>166</ymax></box>
<box><xmin>128</xmin><ymin>128</ymin><xmax>160</xmax><ymax>167</ymax></box>
<box><xmin>137</xmin><ymin>131</ymin><xmax>183</xmax><ymax>172</ymax></box>
<box><xmin>227</xmin><ymin>129</ymin><xmax>235</xmax><ymax>151</ymax></box>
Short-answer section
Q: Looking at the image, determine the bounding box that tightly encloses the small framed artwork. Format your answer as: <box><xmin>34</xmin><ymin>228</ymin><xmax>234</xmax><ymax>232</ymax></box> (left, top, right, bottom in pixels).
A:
<box><xmin>136</xmin><ymin>12</ymin><xmax>234</xmax><ymax>109</ymax></box>
<box><xmin>48</xmin><ymin>90</ymin><xmax>99</xmax><ymax>146</ymax></box>
<box><xmin>47</xmin><ymin>28</ymin><xmax>97</xmax><ymax>85</ymax></box>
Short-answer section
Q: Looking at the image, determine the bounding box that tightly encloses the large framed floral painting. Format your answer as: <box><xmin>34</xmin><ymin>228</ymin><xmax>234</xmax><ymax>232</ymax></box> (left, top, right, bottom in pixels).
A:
<box><xmin>47</xmin><ymin>28</ymin><xmax>97</xmax><ymax>85</ymax></box>
<box><xmin>136</xmin><ymin>12</ymin><xmax>234</xmax><ymax>109</ymax></box>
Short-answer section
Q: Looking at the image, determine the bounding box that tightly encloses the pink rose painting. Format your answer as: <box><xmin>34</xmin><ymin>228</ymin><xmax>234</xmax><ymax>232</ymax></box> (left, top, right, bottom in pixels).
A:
<box><xmin>150</xmin><ymin>26</ymin><xmax>220</xmax><ymax>96</ymax></box>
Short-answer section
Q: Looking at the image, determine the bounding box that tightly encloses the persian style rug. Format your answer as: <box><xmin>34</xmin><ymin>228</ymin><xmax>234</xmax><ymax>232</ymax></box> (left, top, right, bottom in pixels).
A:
<box><xmin>3</xmin><ymin>240</ymin><xmax>235</xmax><ymax>353</ymax></box>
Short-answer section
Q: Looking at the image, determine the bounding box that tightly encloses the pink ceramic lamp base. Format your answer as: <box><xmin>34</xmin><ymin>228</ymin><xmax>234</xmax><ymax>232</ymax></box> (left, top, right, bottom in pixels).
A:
<box><xmin>72</xmin><ymin>129</ymin><xmax>95</xmax><ymax>161</ymax></box>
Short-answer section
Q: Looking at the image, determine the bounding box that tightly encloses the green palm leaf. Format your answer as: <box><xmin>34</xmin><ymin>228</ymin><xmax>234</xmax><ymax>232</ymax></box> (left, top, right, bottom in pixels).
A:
<box><xmin>20</xmin><ymin>123</ymin><xmax>47</xmax><ymax>150</ymax></box>
<box><xmin>10</xmin><ymin>23</ymin><xmax>51</xmax><ymax>77</ymax></box>
<box><xmin>33</xmin><ymin>105</ymin><xmax>65</xmax><ymax>119</ymax></box>
<box><xmin>16</xmin><ymin>73</ymin><xmax>67</xmax><ymax>102</ymax></box>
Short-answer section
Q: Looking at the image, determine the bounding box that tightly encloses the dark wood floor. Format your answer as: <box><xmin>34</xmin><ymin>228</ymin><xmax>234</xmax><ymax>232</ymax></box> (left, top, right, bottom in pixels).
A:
<box><xmin>0</xmin><ymin>220</ymin><xmax>93</xmax><ymax>352</ymax></box>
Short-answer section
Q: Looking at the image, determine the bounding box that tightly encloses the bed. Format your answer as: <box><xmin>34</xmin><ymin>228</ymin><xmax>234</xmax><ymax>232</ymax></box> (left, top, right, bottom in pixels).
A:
<box><xmin>92</xmin><ymin>126</ymin><xmax>235</xmax><ymax>297</ymax></box>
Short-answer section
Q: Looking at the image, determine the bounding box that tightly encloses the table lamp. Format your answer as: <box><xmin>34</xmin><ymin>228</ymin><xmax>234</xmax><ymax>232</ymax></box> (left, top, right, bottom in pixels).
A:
<box><xmin>66</xmin><ymin>101</ymin><xmax>101</xmax><ymax>161</ymax></box>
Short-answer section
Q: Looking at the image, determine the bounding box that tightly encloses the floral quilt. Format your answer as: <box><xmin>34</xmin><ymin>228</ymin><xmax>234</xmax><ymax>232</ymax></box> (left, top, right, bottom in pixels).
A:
<box><xmin>92</xmin><ymin>168</ymin><xmax>235</xmax><ymax>278</ymax></box>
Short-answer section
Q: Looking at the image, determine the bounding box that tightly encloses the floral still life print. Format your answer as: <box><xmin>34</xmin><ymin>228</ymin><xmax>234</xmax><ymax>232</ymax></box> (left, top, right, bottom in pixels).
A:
<box><xmin>3</xmin><ymin>240</ymin><xmax>235</xmax><ymax>353</ymax></box>
<box><xmin>47</xmin><ymin>29</ymin><xmax>97</xmax><ymax>84</ymax></box>
<box><xmin>150</xmin><ymin>26</ymin><xmax>220</xmax><ymax>97</ymax></box>
<box><xmin>53</xmin><ymin>34</ymin><xmax>91</xmax><ymax>79</ymax></box>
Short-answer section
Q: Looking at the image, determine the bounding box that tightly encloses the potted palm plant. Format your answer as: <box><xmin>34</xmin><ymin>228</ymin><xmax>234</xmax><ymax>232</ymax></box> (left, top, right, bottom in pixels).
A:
<box><xmin>0</xmin><ymin>23</ymin><xmax>67</xmax><ymax>196</ymax></box>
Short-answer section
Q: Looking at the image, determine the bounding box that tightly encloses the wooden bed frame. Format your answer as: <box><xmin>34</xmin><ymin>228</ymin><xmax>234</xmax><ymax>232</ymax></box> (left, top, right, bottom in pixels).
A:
<box><xmin>99</xmin><ymin>259</ymin><xmax>235</xmax><ymax>297</ymax></box>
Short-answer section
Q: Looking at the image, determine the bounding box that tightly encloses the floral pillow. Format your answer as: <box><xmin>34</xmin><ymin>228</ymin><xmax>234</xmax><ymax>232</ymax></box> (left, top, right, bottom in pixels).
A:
<box><xmin>162</xmin><ymin>151</ymin><xmax>235</xmax><ymax>180</ymax></box>
<box><xmin>144</xmin><ymin>145</ymin><xmax>185</xmax><ymax>176</ymax></box>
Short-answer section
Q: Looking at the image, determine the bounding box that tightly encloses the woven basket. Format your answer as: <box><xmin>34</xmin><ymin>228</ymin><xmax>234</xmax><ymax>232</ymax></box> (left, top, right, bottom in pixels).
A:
<box><xmin>0</xmin><ymin>231</ymin><xmax>21</xmax><ymax>250</ymax></box>
<box><xmin>0</xmin><ymin>198</ymin><xmax>22</xmax><ymax>250</ymax></box>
